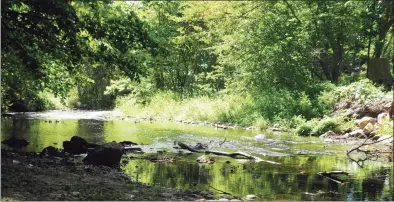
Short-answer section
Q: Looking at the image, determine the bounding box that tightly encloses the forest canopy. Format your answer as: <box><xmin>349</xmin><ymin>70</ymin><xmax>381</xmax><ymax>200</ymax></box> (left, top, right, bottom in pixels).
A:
<box><xmin>1</xmin><ymin>0</ymin><xmax>393</xmax><ymax>125</ymax></box>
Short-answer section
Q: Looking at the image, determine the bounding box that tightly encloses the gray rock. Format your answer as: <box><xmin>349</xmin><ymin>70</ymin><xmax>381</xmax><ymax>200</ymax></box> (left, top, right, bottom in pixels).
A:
<box><xmin>348</xmin><ymin>129</ymin><xmax>364</xmax><ymax>138</ymax></box>
<box><xmin>319</xmin><ymin>131</ymin><xmax>336</xmax><ymax>139</ymax></box>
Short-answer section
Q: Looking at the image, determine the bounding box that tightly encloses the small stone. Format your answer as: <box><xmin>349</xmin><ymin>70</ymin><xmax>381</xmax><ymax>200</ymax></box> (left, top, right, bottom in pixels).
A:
<box><xmin>218</xmin><ymin>198</ymin><xmax>229</xmax><ymax>201</ymax></box>
<box><xmin>205</xmin><ymin>194</ymin><xmax>214</xmax><ymax>199</ymax></box>
<box><xmin>161</xmin><ymin>193</ymin><xmax>173</xmax><ymax>197</ymax></box>
<box><xmin>230</xmin><ymin>200</ymin><xmax>241</xmax><ymax>201</ymax></box>
<box><xmin>72</xmin><ymin>191</ymin><xmax>80</xmax><ymax>196</ymax></box>
<box><xmin>12</xmin><ymin>160</ymin><xmax>20</xmax><ymax>164</ymax></box>
<box><xmin>245</xmin><ymin>194</ymin><xmax>256</xmax><ymax>200</ymax></box>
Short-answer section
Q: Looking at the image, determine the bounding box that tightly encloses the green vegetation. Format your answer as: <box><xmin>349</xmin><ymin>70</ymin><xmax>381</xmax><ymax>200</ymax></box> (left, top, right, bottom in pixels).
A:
<box><xmin>2</xmin><ymin>1</ymin><xmax>393</xmax><ymax>134</ymax></box>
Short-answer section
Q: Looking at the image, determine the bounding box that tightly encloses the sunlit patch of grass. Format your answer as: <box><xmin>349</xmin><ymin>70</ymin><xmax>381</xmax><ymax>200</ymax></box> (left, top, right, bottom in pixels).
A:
<box><xmin>377</xmin><ymin>118</ymin><xmax>394</xmax><ymax>135</ymax></box>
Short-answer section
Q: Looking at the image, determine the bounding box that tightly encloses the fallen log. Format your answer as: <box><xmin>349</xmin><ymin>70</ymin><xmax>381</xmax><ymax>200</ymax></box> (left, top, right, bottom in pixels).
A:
<box><xmin>178</xmin><ymin>142</ymin><xmax>280</xmax><ymax>165</ymax></box>
<box><xmin>318</xmin><ymin>171</ymin><xmax>349</xmax><ymax>175</ymax></box>
<box><xmin>318</xmin><ymin>172</ymin><xmax>349</xmax><ymax>184</ymax></box>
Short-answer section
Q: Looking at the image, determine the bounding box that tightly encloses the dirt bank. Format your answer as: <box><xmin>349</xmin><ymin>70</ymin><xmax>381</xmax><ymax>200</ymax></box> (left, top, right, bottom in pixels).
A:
<box><xmin>1</xmin><ymin>150</ymin><xmax>215</xmax><ymax>201</ymax></box>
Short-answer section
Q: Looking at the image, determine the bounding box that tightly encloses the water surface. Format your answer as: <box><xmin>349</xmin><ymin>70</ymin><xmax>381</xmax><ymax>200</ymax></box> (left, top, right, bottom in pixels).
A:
<box><xmin>1</xmin><ymin>111</ymin><xmax>393</xmax><ymax>200</ymax></box>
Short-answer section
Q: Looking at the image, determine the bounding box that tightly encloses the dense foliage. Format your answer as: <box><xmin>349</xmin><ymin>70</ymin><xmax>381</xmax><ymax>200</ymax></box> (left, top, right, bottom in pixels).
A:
<box><xmin>2</xmin><ymin>1</ymin><xmax>393</xmax><ymax>128</ymax></box>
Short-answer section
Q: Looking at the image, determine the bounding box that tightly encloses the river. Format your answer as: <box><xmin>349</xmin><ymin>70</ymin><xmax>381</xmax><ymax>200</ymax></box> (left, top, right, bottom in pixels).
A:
<box><xmin>1</xmin><ymin>111</ymin><xmax>393</xmax><ymax>200</ymax></box>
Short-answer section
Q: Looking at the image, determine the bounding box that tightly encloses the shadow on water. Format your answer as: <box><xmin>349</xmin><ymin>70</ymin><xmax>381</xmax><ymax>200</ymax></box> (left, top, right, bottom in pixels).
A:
<box><xmin>1</xmin><ymin>115</ymin><xmax>393</xmax><ymax>201</ymax></box>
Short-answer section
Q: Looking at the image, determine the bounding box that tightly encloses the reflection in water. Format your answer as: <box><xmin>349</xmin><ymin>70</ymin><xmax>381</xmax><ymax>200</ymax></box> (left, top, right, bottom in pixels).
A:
<box><xmin>1</xmin><ymin>117</ymin><xmax>393</xmax><ymax>201</ymax></box>
<box><xmin>123</xmin><ymin>155</ymin><xmax>393</xmax><ymax>201</ymax></box>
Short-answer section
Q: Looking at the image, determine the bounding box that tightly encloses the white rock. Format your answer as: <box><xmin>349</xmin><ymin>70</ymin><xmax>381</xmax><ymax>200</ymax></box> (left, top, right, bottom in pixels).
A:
<box><xmin>254</xmin><ymin>134</ymin><xmax>266</xmax><ymax>141</ymax></box>
<box><xmin>358</xmin><ymin>117</ymin><xmax>376</xmax><ymax>129</ymax></box>
<box><xmin>245</xmin><ymin>194</ymin><xmax>256</xmax><ymax>200</ymax></box>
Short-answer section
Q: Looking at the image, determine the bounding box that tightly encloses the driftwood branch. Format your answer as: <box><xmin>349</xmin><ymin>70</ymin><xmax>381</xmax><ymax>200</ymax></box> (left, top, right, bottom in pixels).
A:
<box><xmin>318</xmin><ymin>171</ymin><xmax>349</xmax><ymax>184</ymax></box>
<box><xmin>178</xmin><ymin>142</ymin><xmax>280</xmax><ymax>165</ymax></box>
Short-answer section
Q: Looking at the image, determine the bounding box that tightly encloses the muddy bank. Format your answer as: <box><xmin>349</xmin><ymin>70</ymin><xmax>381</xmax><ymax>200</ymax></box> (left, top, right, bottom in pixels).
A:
<box><xmin>1</xmin><ymin>150</ymin><xmax>218</xmax><ymax>201</ymax></box>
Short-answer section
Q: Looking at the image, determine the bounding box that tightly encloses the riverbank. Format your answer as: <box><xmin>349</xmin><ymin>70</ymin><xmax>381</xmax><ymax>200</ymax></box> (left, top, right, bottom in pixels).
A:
<box><xmin>1</xmin><ymin>149</ymin><xmax>220</xmax><ymax>201</ymax></box>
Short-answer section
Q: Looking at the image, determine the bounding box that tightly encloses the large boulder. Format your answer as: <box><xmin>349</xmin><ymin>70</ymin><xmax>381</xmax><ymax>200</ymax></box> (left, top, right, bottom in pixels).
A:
<box><xmin>83</xmin><ymin>142</ymin><xmax>124</xmax><ymax>167</ymax></box>
<box><xmin>1</xmin><ymin>137</ymin><xmax>29</xmax><ymax>148</ymax></box>
<box><xmin>358</xmin><ymin>117</ymin><xmax>376</xmax><ymax>129</ymax></box>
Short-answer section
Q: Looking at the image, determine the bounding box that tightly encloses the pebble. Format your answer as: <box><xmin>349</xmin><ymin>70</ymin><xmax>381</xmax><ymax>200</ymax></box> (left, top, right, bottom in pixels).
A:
<box><xmin>245</xmin><ymin>194</ymin><xmax>256</xmax><ymax>200</ymax></box>
<box><xmin>218</xmin><ymin>198</ymin><xmax>229</xmax><ymax>201</ymax></box>
<box><xmin>71</xmin><ymin>191</ymin><xmax>80</xmax><ymax>196</ymax></box>
<box><xmin>161</xmin><ymin>193</ymin><xmax>173</xmax><ymax>197</ymax></box>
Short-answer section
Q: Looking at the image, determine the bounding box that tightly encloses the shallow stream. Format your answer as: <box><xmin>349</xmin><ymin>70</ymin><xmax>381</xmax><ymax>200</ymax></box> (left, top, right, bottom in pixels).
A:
<box><xmin>1</xmin><ymin>111</ymin><xmax>393</xmax><ymax>200</ymax></box>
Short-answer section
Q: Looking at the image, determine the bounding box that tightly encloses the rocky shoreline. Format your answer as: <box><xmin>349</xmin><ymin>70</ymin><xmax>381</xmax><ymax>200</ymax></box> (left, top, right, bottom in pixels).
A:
<box><xmin>1</xmin><ymin>149</ymin><xmax>227</xmax><ymax>201</ymax></box>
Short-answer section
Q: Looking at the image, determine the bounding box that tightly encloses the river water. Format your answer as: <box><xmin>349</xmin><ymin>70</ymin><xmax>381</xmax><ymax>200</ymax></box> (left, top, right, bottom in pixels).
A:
<box><xmin>1</xmin><ymin>111</ymin><xmax>393</xmax><ymax>200</ymax></box>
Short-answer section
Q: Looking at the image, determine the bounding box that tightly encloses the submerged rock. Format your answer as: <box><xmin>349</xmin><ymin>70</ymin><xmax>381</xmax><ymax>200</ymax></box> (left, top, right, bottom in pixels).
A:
<box><xmin>83</xmin><ymin>142</ymin><xmax>124</xmax><ymax>167</ymax></box>
<box><xmin>63</xmin><ymin>140</ymin><xmax>88</xmax><ymax>154</ymax></box>
<box><xmin>194</xmin><ymin>143</ymin><xmax>208</xmax><ymax>150</ymax></box>
<box><xmin>2</xmin><ymin>137</ymin><xmax>29</xmax><ymax>148</ymax></box>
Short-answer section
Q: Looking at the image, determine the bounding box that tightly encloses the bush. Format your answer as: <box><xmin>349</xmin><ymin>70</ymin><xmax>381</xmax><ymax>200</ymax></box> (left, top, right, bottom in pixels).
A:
<box><xmin>311</xmin><ymin>117</ymin><xmax>340</xmax><ymax>136</ymax></box>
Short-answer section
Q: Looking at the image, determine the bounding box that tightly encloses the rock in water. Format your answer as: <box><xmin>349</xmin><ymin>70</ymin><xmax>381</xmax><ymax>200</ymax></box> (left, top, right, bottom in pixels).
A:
<box><xmin>83</xmin><ymin>142</ymin><xmax>124</xmax><ymax>167</ymax></box>
<box><xmin>1</xmin><ymin>137</ymin><xmax>29</xmax><ymax>148</ymax></box>
<box><xmin>63</xmin><ymin>140</ymin><xmax>88</xmax><ymax>154</ymax></box>
<box><xmin>70</xmin><ymin>136</ymin><xmax>89</xmax><ymax>147</ymax></box>
<box><xmin>63</xmin><ymin>136</ymin><xmax>95</xmax><ymax>154</ymax></box>
<box><xmin>254</xmin><ymin>134</ymin><xmax>266</xmax><ymax>141</ymax></box>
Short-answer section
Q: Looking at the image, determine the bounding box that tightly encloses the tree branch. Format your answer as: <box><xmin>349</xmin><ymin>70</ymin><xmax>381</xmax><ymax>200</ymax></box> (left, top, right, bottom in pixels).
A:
<box><xmin>283</xmin><ymin>0</ymin><xmax>302</xmax><ymax>24</ymax></box>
